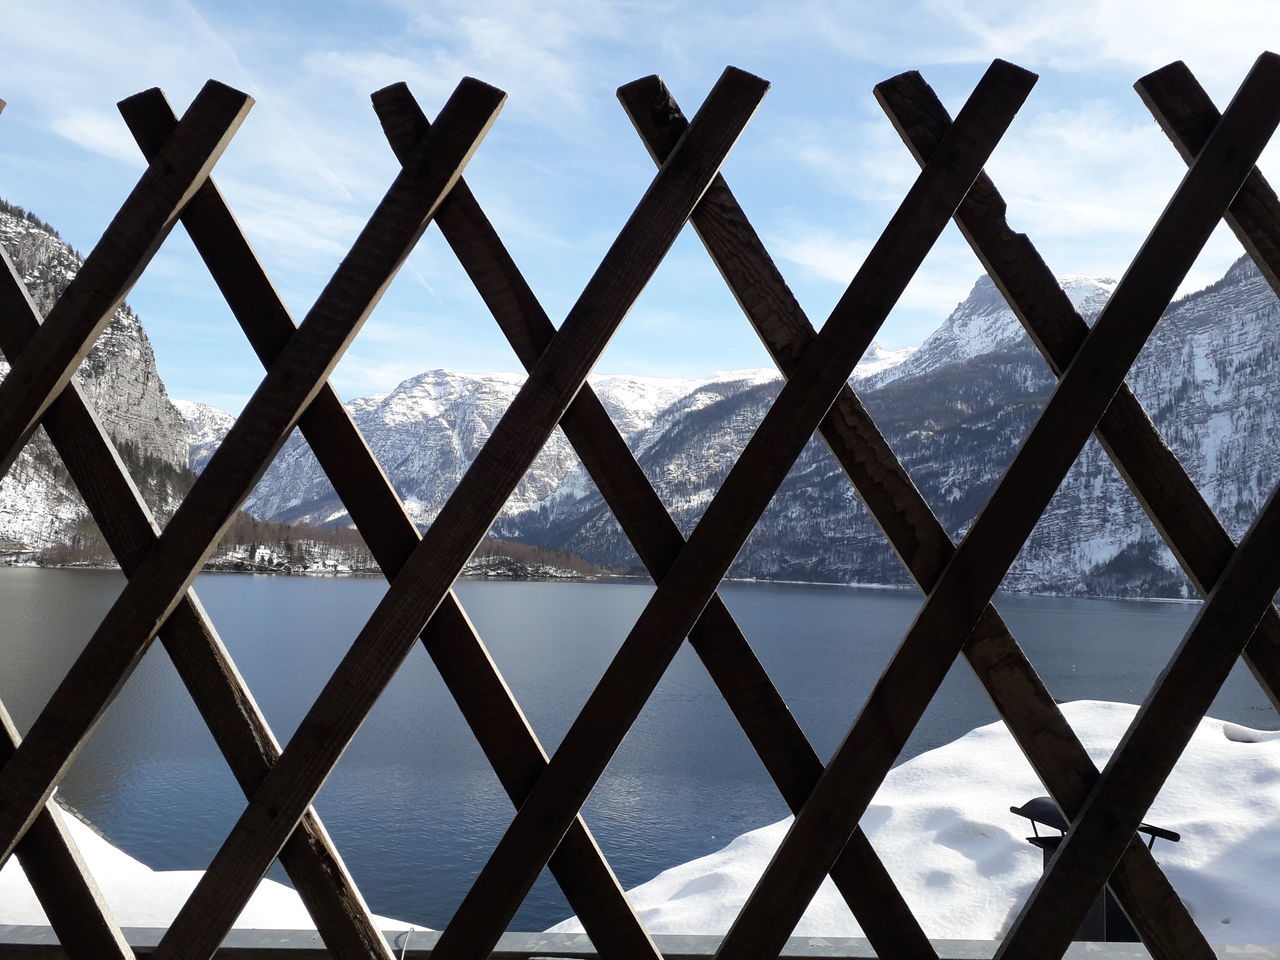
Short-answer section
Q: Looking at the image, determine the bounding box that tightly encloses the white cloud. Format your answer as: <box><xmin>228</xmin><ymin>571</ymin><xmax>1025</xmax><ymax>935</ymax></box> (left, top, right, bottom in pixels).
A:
<box><xmin>840</xmin><ymin>0</ymin><xmax>1280</xmax><ymax>85</ymax></box>
<box><xmin>48</xmin><ymin>112</ymin><xmax>143</xmax><ymax>166</ymax></box>
<box><xmin>4</xmin><ymin>0</ymin><xmax>1278</xmax><ymax>396</ymax></box>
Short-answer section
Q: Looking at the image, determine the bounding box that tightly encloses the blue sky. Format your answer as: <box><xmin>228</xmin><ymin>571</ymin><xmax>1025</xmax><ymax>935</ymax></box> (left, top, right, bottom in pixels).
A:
<box><xmin>2</xmin><ymin>0</ymin><xmax>1278</xmax><ymax>412</ymax></box>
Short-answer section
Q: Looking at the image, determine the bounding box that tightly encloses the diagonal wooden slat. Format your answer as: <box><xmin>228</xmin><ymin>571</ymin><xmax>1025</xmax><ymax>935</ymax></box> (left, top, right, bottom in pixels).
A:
<box><xmin>430</xmin><ymin>60</ymin><xmax>1037</xmax><ymax>960</ymax></box>
<box><xmin>0</xmin><ymin>76</ymin><xmax>506</xmax><ymax>877</ymax></box>
<box><xmin>715</xmin><ymin>50</ymin><xmax>1280</xmax><ymax>960</ymax></box>
<box><xmin>876</xmin><ymin>68</ymin><xmax>1280</xmax><ymax>955</ymax></box>
<box><xmin>0</xmin><ymin>81</ymin><xmax>252</xmax><ymax>480</ymax></box>
<box><xmin>118</xmin><ymin>87</ymin><xmax>660</xmax><ymax>960</ymax></box>
<box><xmin>0</xmin><ymin>97</ymin><xmax>132</xmax><ymax>960</ymax></box>
<box><xmin>0</xmin><ymin>699</ymin><xmax>132</xmax><ymax>959</ymax></box>
<box><xmin>372</xmin><ymin>82</ymin><xmax>936</xmax><ymax>960</ymax></box>
<box><xmin>879</xmin><ymin>67</ymin><xmax>1280</xmax><ymax>716</ymax></box>
<box><xmin>991</xmin><ymin>65</ymin><xmax>1280</xmax><ymax>960</ymax></box>
<box><xmin>2</xmin><ymin>55</ymin><xmax>1272</xmax><ymax>956</ymax></box>
<box><xmin>996</xmin><ymin>440</ymin><xmax>1280</xmax><ymax>957</ymax></box>
<box><xmin>1138</xmin><ymin>61</ymin><xmax>1280</xmax><ymax>292</ymax></box>
<box><xmin>619</xmin><ymin>74</ymin><xmax>1210</xmax><ymax>960</ymax></box>
<box><xmin>150</xmin><ymin>67</ymin><xmax>767</xmax><ymax>960</ymax></box>
<box><xmin>0</xmin><ymin>247</ymin><xmax>391</xmax><ymax>958</ymax></box>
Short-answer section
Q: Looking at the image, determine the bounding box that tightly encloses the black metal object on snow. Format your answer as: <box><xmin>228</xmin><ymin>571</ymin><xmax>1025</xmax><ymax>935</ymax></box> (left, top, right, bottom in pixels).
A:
<box><xmin>1010</xmin><ymin>797</ymin><xmax>1181</xmax><ymax>942</ymax></box>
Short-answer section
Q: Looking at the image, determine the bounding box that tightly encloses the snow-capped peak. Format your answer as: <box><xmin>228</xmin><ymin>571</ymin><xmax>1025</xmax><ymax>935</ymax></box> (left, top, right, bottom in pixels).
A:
<box><xmin>870</xmin><ymin>273</ymin><xmax>1116</xmax><ymax>387</ymax></box>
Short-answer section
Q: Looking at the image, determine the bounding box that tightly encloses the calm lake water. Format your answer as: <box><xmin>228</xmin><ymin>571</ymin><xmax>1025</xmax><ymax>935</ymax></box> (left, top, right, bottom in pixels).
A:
<box><xmin>0</xmin><ymin>568</ymin><xmax>1275</xmax><ymax>929</ymax></box>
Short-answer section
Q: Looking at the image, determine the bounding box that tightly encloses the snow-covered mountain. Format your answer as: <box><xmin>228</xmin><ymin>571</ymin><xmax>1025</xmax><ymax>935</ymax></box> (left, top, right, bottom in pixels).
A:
<box><xmin>224</xmin><ymin>350</ymin><xmax>911</xmax><ymax>534</ymax></box>
<box><xmin>0</xmin><ymin>201</ymin><xmax>190</xmax><ymax>552</ymax></box>
<box><xmin>870</xmin><ymin>274</ymin><xmax>1114</xmax><ymax>387</ymax></box>
<box><xmin>171</xmin><ymin>398</ymin><xmax>236</xmax><ymax>474</ymax></box>
<box><xmin>230</xmin><ymin>258</ymin><xmax>1277</xmax><ymax>597</ymax></box>
<box><xmin>176</xmin><ymin>252</ymin><xmax>1280</xmax><ymax>598</ymax></box>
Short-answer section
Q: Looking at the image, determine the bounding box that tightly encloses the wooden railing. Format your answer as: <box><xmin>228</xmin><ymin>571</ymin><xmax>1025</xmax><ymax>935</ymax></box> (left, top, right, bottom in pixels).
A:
<box><xmin>2</xmin><ymin>51</ymin><xmax>1280</xmax><ymax>960</ymax></box>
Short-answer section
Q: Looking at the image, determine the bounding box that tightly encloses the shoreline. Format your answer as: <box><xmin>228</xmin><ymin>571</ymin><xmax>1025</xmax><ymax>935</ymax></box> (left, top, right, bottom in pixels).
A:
<box><xmin>0</xmin><ymin>560</ymin><xmax>1202</xmax><ymax>603</ymax></box>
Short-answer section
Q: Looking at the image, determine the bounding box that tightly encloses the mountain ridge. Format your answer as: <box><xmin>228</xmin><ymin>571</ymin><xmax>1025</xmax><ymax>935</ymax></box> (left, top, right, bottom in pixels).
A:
<box><xmin>193</xmin><ymin>260</ymin><xmax>1277</xmax><ymax>598</ymax></box>
<box><xmin>6</xmin><ymin>189</ymin><xmax>1277</xmax><ymax>600</ymax></box>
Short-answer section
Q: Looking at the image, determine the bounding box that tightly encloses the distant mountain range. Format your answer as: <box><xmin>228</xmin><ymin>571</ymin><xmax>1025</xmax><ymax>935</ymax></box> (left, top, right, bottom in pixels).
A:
<box><xmin>5</xmin><ymin>196</ymin><xmax>1280</xmax><ymax>597</ymax></box>
<box><xmin>180</xmin><ymin>254</ymin><xmax>1280</xmax><ymax>597</ymax></box>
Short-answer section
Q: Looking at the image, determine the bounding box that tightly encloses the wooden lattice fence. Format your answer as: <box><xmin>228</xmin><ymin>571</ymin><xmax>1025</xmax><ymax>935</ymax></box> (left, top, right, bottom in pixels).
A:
<box><xmin>2</xmin><ymin>50</ymin><xmax>1280</xmax><ymax>960</ymax></box>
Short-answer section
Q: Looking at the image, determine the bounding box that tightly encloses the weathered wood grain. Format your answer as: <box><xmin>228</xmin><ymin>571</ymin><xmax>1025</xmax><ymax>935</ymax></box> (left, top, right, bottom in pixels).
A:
<box><xmin>151</xmin><ymin>67</ymin><xmax>765</xmax><ymax>960</ymax></box>
<box><xmin>992</xmin><ymin>56</ymin><xmax>1280</xmax><ymax>959</ymax></box>
<box><xmin>119</xmin><ymin>86</ymin><xmax>659</xmax><ymax>960</ymax></box>
<box><xmin>879</xmin><ymin>68</ymin><xmax>1280</xmax><ymax>724</ymax></box>
<box><xmin>0</xmin><ymin>76</ymin><xmax>505</xmax><ymax>893</ymax></box>
<box><xmin>621</xmin><ymin>73</ymin><xmax>1209</xmax><ymax>960</ymax></box>
<box><xmin>716</xmin><ymin>52</ymin><xmax>1280</xmax><ymax>960</ymax></box>
<box><xmin>998</xmin><ymin>461</ymin><xmax>1280</xmax><ymax>959</ymax></box>
<box><xmin>372</xmin><ymin>82</ymin><xmax>934</xmax><ymax>960</ymax></box>
<box><xmin>0</xmin><ymin>232</ymin><xmax>391</xmax><ymax>958</ymax></box>
<box><xmin>873</xmin><ymin>69</ymin><xmax>1249</xmax><ymax>957</ymax></box>
<box><xmin>1138</xmin><ymin>61</ymin><xmax>1280</xmax><ymax>293</ymax></box>
<box><xmin>424</xmin><ymin>60</ymin><xmax>1035</xmax><ymax>960</ymax></box>
<box><xmin>1131</xmin><ymin>62</ymin><xmax>1280</xmax><ymax>698</ymax></box>
<box><xmin>0</xmin><ymin>81</ymin><xmax>251</xmax><ymax>480</ymax></box>
<box><xmin>0</xmin><ymin>700</ymin><xmax>132</xmax><ymax>959</ymax></box>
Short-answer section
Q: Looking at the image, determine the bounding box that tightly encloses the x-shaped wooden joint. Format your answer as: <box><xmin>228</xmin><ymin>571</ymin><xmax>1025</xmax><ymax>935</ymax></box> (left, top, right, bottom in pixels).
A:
<box><xmin>426</xmin><ymin>59</ymin><xmax>1037</xmax><ymax>960</ymax></box>
<box><xmin>716</xmin><ymin>51</ymin><xmax>1280</xmax><ymax>960</ymax></box>
<box><xmin>0</xmin><ymin>77</ymin><xmax>506</xmax><ymax>960</ymax></box>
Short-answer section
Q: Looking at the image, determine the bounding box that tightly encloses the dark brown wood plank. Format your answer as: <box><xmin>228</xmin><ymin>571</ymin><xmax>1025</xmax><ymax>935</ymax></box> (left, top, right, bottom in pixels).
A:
<box><xmin>0</xmin><ymin>78</ymin><xmax>506</xmax><ymax>881</ymax></box>
<box><xmin>1131</xmin><ymin>62</ymin><xmax>1280</xmax><ymax>700</ymax></box>
<box><xmin>423</xmin><ymin>60</ymin><xmax>1035</xmax><ymax>960</ymax></box>
<box><xmin>621</xmin><ymin>74</ymin><xmax>1209</xmax><ymax>960</ymax></box>
<box><xmin>879</xmin><ymin>68</ymin><xmax>1280</xmax><ymax>721</ymax></box>
<box><xmin>872</xmin><ymin>70</ymin><xmax>1236</xmax><ymax>957</ymax></box>
<box><xmin>992</xmin><ymin>59</ymin><xmax>1280</xmax><ymax>960</ymax></box>
<box><xmin>0</xmin><ymin>701</ymin><xmax>133</xmax><ymax>959</ymax></box>
<box><xmin>149</xmin><ymin>68</ymin><xmax>766</xmax><ymax>960</ymax></box>
<box><xmin>0</xmin><ymin>228</ymin><xmax>393</xmax><ymax>958</ymax></box>
<box><xmin>1138</xmin><ymin>60</ymin><xmax>1280</xmax><ymax>293</ymax></box>
<box><xmin>118</xmin><ymin>88</ymin><xmax>657</xmax><ymax>960</ymax></box>
<box><xmin>997</xmin><ymin>456</ymin><xmax>1280</xmax><ymax>957</ymax></box>
<box><xmin>715</xmin><ymin>52</ymin><xmax>1280</xmax><ymax>960</ymax></box>
<box><xmin>372</xmin><ymin>83</ymin><xmax>934</xmax><ymax>960</ymax></box>
<box><xmin>0</xmin><ymin>81</ymin><xmax>251</xmax><ymax>480</ymax></box>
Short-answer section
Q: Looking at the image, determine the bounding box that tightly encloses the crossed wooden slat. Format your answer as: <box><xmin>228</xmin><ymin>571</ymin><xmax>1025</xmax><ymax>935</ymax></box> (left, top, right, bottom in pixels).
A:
<box><xmin>0</xmin><ymin>51</ymin><xmax>1276</xmax><ymax>960</ymax></box>
<box><xmin>989</xmin><ymin>60</ymin><xmax>1280</xmax><ymax>959</ymax></box>
<box><xmin>617</xmin><ymin>72</ymin><xmax>1214</xmax><ymax>959</ymax></box>
<box><xmin>0</xmin><ymin>221</ymin><xmax>392</xmax><ymax>957</ymax></box>
<box><xmin>0</xmin><ymin>75</ymin><xmax>507</xmax><ymax>957</ymax></box>
<box><xmin>0</xmin><ymin>77</ymin><xmax>129</xmax><ymax>960</ymax></box>
<box><xmin>0</xmin><ymin>699</ymin><xmax>130</xmax><ymax>957</ymax></box>
<box><xmin>426</xmin><ymin>60</ymin><xmax>1038</xmax><ymax>960</ymax></box>
<box><xmin>0</xmin><ymin>67</ymin><xmax>767</xmax><ymax>958</ymax></box>
<box><xmin>712</xmin><ymin>51</ymin><xmax>1280</xmax><ymax>960</ymax></box>
<box><xmin>877</xmin><ymin>67</ymin><xmax>1280</xmax><ymax>712</ymax></box>
<box><xmin>145</xmin><ymin>67</ymin><xmax>768</xmax><ymax>960</ymax></box>
<box><xmin>116</xmin><ymin>87</ymin><xmax>663</xmax><ymax>960</ymax></box>
<box><xmin>370</xmin><ymin>83</ymin><xmax>934</xmax><ymax>959</ymax></box>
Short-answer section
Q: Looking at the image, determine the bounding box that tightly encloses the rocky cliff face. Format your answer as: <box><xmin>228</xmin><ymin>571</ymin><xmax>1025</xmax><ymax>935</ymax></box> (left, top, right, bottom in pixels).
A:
<box><xmin>532</xmin><ymin>260</ymin><xmax>1276</xmax><ymax>597</ymax></box>
<box><xmin>234</xmin><ymin>355</ymin><xmax>909</xmax><ymax>533</ymax></box>
<box><xmin>0</xmin><ymin>201</ymin><xmax>190</xmax><ymax>550</ymax></box>
<box><xmin>171</xmin><ymin>398</ymin><xmax>236</xmax><ymax>474</ymax></box>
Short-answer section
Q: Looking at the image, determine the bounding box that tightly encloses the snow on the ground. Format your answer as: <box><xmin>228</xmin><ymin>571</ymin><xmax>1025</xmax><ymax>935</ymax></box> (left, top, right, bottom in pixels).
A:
<box><xmin>551</xmin><ymin>700</ymin><xmax>1280</xmax><ymax>944</ymax></box>
<box><xmin>8</xmin><ymin>702</ymin><xmax>1279</xmax><ymax>941</ymax></box>
<box><xmin>0</xmin><ymin>808</ymin><xmax>413</xmax><ymax>930</ymax></box>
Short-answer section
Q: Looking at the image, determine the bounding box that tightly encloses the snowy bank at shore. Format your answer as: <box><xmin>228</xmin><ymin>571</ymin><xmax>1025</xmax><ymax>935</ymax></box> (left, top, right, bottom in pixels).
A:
<box><xmin>552</xmin><ymin>700</ymin><xmax>1280</xmax><ymax>943</ymax></box>
<box><xmin>0</xmin><ymin>807</ymin><xmax>412</xmax><ymax>929</ymax></box>
<box><xmin>6</xmin><ymin>701</ymin><xmax>1277</xmax><ymax>942</ymax></box>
